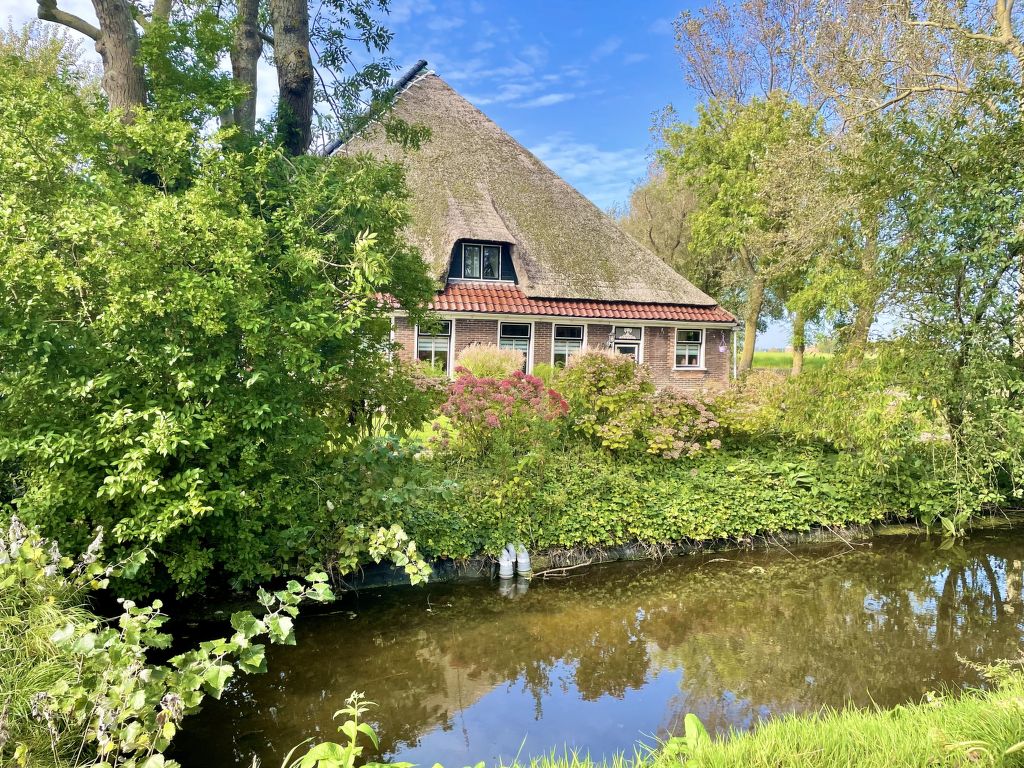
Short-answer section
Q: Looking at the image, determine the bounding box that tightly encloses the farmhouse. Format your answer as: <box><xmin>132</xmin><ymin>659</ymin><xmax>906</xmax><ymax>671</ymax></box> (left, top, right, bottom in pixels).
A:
<box><xmin>337</xmin><ymin>61</ymin><xmax>736</xmax><ymax>389</ymax></box>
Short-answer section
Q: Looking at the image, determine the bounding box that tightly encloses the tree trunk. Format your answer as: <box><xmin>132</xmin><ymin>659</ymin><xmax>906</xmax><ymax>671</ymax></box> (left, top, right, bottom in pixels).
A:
<box><xmin>231</xmin><ymin>0</ymin><xmax>262</xmax><ymax>132</ymax></box>
<box><xmin>91</xmin><ymin>0</ymin><xmax>146</xmax><ymax>118</ymax></box>
<box><xmin>791</xmin><ymin>307</ymin><xmax>805</xmax><ymax>376</ymax></box>
<box><xmin>269</xmin><ymin>0</ymin><xmax>314</xmax><ymax>155</ymax></box>
<box><xmin>847</xmin><ymin>230</ymin><xmax>879</xmax><ymax>362</ymax></box>
<box><xmin>739</xmin><ymin>275</ymin><xmax>765</xmax><ymax>373</ymax></box>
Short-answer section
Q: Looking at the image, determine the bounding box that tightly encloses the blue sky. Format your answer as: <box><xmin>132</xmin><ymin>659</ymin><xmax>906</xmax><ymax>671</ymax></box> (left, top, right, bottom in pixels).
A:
<box><xmin>384</xmin><ymin>0</ymin><xmax>700</xmax><ymax>212</ymax></box>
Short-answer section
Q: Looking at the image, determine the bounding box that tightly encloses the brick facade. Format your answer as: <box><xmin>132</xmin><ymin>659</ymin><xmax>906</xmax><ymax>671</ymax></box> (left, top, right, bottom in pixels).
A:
<box><xmin>396</xmin><ymin>315</ymin><xmax>733</xmax><ymax>390</ymax></box>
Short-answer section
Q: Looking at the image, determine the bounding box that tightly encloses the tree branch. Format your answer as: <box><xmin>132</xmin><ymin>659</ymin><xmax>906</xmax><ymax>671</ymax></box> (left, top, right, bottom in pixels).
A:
<box><xmin>36</xmin><ymin>0</ymin><xmax>101</xmax><ymax>40</ymax></box>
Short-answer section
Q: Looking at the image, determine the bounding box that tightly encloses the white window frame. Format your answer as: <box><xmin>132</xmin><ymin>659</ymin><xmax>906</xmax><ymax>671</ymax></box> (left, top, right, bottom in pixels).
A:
<box><xmin>552</xmin><ymin>324</ymin><xmax>586</xmax><ymax>367</ymax></box>
<box><xmin>497</xmin><ymin>320</ymin><xmax>533</xmax><ymax>372</ymax></box>
<box><xmin>674</xmin><ymin>327</ymin><xmax>705</xmax><ymax>370</ymax></box>
<box><xmin>612</xmin><ymin>325</ymin><xmax>644</xmax><ymax>363</ymax></box>
<box><xmin>414</xmin><ymin>320</ymin><xmax>453</xmax><ymax>375</ymax></box>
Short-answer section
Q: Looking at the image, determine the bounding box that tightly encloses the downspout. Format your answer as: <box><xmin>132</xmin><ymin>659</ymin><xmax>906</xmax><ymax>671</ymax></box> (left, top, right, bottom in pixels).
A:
<box><xmin>732</xmin><ymin>323</ymin><xmax>739</xmax><ymax>380</ymax></box>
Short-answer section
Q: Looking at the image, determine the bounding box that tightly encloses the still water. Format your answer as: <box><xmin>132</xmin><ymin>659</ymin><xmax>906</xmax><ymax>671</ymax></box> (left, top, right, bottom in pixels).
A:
<box><xmin>175</xmin><ymin>523</ymin><xmax>1024</xmax><ymax>767</ymax></box>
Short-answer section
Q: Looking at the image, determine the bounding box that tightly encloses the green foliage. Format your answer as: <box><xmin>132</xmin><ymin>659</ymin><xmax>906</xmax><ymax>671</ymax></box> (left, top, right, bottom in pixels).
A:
<box><xmin>658</xmin><ymin>672</ymin><xmax>1024</xmax><ymax>768</ymax></box>
<box><xmin>402</xmin><ymin>444</ymin><xmax>900</xmax><ymax>560</ymax></box>
<box><xmin>531</xmin><ymin>363</ymin><xmax>560</xmax><ymax>387</ymax></box>
<box><xmin>1</xmin><ymin>516</ymin><xmax>430</xmax><ymax>767</ymax></box>
<box><xmin>280</xmin><ymin>693</ymin><xmax>413</xmax><ymax>768</ymax></box>
<box><xmin>658</xmin><ymin>95</ymin><xmax>821</xmax><ymax>323</ymax></box>
<box><xmin>751</xmin><ymin>351</ymin><xmax>832</xmax><ymax>371</ymax></box>
<box><xmin>454</xmin><ymin>343</ymin><xmax>527</xmax><ymax>378</ymax></box>
<box><xmin>0</xmin><ymin>47</ymin><xmax>435</xmax><ymax>594</ymax></box>
<box><xmin>558</xmin><ymin>352</ymin><xmax>721</xmax><ymax>458</ymax></box>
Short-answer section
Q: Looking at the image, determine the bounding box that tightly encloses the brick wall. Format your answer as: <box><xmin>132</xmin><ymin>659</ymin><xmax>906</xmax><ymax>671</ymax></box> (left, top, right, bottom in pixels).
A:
<box><xmin>533</xmin><ymin>321</ymin><xmax>553</xmax><ymax>368</ymax></box>
<box><xmin>643</xmin><ymin>326</ymin><xmax>731</xmax><ymax>391</ymax></box>
<box><xmin>392</xmin><ymin>315</ymin><xmax>732</xmax><ymax>390</ymax></box>
<box><xmin>393</xmin><ymin>316</ymin><xmax>416</xmax><ymax>363</ymax></box>
<box><xmin>453</xmin><ymin>318</ymin><xmax>500</xmax><ymax>361</ymax></box>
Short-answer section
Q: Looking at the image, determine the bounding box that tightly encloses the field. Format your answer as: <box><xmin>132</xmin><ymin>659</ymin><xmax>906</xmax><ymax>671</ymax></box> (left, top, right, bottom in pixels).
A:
<box><xmin>753</xmin><ymin>351</ymin><xmax>832</xmax><ymax>371</ymax></box>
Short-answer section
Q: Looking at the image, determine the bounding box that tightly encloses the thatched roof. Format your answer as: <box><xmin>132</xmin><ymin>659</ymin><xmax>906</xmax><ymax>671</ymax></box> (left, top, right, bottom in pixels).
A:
<box><xmin>337</xmin><ymin>66</ymin><xmax>718</xmax><ymax>306</ymax></box>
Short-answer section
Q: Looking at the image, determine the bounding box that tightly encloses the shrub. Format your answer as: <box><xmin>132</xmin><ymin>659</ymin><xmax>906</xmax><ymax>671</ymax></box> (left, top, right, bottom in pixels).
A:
<box><xmin>455</xmin><ymin>343</ymin><xmax>526</xmax><ymax>378</ymax></box>
<box><xmin>558</xmin><ymin>352</ymin><xmax>720</xmax><ymax>458</ymax></box>
<box><xmin>434</xmin><ymin>370</ymin><xmax>569</xmax><ymax>458</ymax></box>
<box><xmin>404</xmin><ymin>444</ymin><xmax>903</xmax><ymax>558</ymax></box>
<box><xmin>532</xmin><ymin>362</ymin><xmax>560</xmax><ymax>387</ymax></box>
<box><xmin>0</xmin><ymin>516</ymin><xmax>427</xmax><ymax>768</ymax></box>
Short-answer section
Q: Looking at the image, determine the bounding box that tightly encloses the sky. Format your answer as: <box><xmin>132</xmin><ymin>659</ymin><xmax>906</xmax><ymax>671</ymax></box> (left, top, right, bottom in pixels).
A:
<box><xmin>1</xmin><ymin>0</ymin><xmax>792</xmax><ymax>347</ymax></box>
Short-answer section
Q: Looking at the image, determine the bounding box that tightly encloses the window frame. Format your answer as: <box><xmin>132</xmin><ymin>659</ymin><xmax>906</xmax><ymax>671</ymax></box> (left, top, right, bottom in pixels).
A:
<box><xmin>673</xmin><ymin>327</ymin><xmax>705</xmax><ymax>370</ymax></box>
<box><xmin>457</xmin><ymin>242</ymin><xmax>508</xmax><ymax>282</ymax></box>
<box><xmin>415</xmin><ymin>320</ymin><xmax>453</xmax><ymax>375</ymax></box>
<box><xmin>498</xmin><ymin>321</ymin><xmax>533</xmax><ymax>371</ymax></box>
<box><xmin>612</xmin><ymin>325</ymin><xmax>644</xmax><ymax>363</ymax></box>
<box><xmin>552</xmin><ymin>324</ymin><xmax>586</xmax><ymax>368</ymax></box>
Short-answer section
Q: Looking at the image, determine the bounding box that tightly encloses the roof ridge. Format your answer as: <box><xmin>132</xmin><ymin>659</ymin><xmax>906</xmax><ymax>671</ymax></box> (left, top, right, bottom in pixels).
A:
<box><xmin>323</xmin><ymin>59</ymin><xmax>430</xmax><ymax>156</ymax></box>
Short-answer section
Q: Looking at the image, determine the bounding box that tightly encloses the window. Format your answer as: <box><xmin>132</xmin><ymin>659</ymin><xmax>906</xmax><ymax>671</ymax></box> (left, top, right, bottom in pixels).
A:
<box><xmin>612</xmin><ymin>326</ymin><xmax>642</xmax><ymax>361</ymax></box>
<box><xmin>462</xmin><ymin>244</ymin><xmax>481</xmax><ymax>279</ymax></box>
<box><xmin>499</xmin><ymin>322</ymin><xmax>531</xmax><ymax>371</ymax></box>
<box><xmin>460</xmin><ymin>243</ymin><xmax>503</xmax><ymax>280</ymax></box>
<box><xmin>553</xmin><ymin>325</ymin><xmax>584</xmax><ymax>367</ymax></box>
<box><xmin>417</xmin><ymin>320</ymin><xmax>451</xmax><ymax>374</ymax></box>
<box><xmin>675</xmin><ymin>328</ymin><xmax>703</xmax><ymax>368</ymax></box>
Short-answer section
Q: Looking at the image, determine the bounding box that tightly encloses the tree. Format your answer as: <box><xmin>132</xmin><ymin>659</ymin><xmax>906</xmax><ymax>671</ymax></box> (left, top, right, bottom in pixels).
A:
<box><xmin>659</xmin><ymin>95</ymin><xmax>819</xmax><ymax>372</ymax></box>
<box><xmin>617</xmin><ymin>171</ymin><xmax>738</xmax><ymax>304</ymax></box>
<box><xmin>0</xmin><ymin>35</ymin><xmax>435</xmax><ymax>594</ymax></box>
<box><xmin>862</xmin><ymin>79</ymin><xmax>1024</xmax><ymax>514</ymax></box>
<box><xmin>35</xmin><ymin>0</ymin><xmax>398</xmax><ymax>154</ymax></box>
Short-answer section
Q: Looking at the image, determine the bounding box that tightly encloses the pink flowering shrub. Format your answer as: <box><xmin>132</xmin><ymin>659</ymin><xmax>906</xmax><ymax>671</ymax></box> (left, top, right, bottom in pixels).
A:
<box><xmin>559</xmin><ymin>351</ymin><xmax>721</xmax><ymax>459</ymax></box>
<box><xmin>433</xmin><ymin>368</ymin><xmax>569</xmax><ymax>457</ymax></box>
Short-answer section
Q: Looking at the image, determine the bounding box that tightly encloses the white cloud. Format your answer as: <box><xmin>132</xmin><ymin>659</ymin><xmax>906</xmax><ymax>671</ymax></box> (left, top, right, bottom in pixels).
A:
<box><xmin>623</xmin><ymin>52</ymin><xmax>649</xmax><ymax>65</ymax></box>
<box><xmin>648</xmin><ymin>17</ymin><xmax>674</xmax><ymax>36</ymax></box>
<box><xmin>466</xmin><ymin>80</ymin><xmax>542</xmax><ymax>106</ymax></box>
<box><xmin>426</xmin><ymin>15</ymin><xmax>464</xmax><ymax>32</ymax></box>
<box><xmin>529</xmin><ymin>133</ymin><xmax>647</xmax><ymax>210</ymax></box>
<box><xmin>591</xmin><ymin>36</ymin><xmax>622</xmax><ymax>61</ymax></box>
<box><xmin>514</xmin><ymin>92</ymin><xmax>574</xmax><ymax>108</ymax></box>
<box><xmin>387</xmin><ymin>0</ymin><xmax>436</xmax><ymax>25</ymax></box>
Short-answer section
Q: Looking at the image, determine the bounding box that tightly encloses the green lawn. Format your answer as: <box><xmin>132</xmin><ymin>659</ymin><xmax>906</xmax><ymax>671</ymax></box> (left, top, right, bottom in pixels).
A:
<box><xmin>516</xmin><ymin>672</ymin><xmax>1024</xmax><ymax>768</ymax></box>
<box><xmin>753</xmin><ymin>350</ymin><xmax>832</xmax><ymax>371</ymax></box>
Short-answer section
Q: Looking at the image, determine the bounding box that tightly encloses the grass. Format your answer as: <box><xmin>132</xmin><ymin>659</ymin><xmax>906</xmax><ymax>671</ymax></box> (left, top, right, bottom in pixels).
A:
<box><xmin>1</xmin><ymin>546</ymin><xmax>94</xmax><ymax>767</ymax></box>
<box><xmin>517</xmin><ymin>674</ymin><xmax>1024</xmax><ymax>768</ymax></box>
<box><xmin>752</xmin><ymin>350</ymin><xmax>832</xmax><ymax>371</ymax></box>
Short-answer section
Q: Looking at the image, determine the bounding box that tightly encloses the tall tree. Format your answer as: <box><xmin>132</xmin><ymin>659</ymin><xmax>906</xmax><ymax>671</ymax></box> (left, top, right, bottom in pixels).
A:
<box><xmin>659</xmin><ymin>95</ymin><xmax>818</xmax><ymax>372</ymax></box>
<box><xmin>35</xmin><ymin>0</ymin><xmax>398</xmax><ymax>153</ymax></box>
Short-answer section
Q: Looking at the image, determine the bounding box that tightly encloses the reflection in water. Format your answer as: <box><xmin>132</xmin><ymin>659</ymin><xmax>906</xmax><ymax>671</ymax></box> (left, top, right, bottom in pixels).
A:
<box><xmin>174</xmin><ymin>526</ymin><xmax>1024</xmax><ymax>767</ymax></box>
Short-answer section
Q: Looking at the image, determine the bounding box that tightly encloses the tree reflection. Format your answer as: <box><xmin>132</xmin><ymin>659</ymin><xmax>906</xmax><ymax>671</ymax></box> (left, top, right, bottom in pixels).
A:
<box><xmin>173</xmin><ymin>529</ymin><xmax>1024</xmax><ymax>767</ymax></box>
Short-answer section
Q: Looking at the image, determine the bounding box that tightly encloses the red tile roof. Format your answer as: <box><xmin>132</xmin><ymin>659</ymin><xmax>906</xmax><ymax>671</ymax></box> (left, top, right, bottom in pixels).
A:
<box><xmin>426</xmin><ymin>283</ymin><xmax>736</xmax><ymax>323</ymax></box>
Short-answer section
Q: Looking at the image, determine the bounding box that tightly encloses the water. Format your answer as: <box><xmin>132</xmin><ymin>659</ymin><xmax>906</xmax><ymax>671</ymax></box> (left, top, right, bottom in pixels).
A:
<box><xmin>174</xmin><ymin>523</ymin><xmax>1024</xmax><ymax>767</ymax></box>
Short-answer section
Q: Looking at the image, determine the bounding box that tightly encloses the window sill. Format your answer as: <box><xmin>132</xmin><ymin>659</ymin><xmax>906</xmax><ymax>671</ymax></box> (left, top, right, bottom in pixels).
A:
<box><xmin>672</xmin><ymin>366</ymin><xmax>708</xmax><ymax>372</ymax></box>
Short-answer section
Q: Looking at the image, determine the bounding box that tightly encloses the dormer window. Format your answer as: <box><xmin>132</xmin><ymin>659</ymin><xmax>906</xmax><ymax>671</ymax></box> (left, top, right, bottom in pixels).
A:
<box><xmin>449</xmin><ymin>242</ymin><xmax>516</xmax><ymax>282</ymax></box>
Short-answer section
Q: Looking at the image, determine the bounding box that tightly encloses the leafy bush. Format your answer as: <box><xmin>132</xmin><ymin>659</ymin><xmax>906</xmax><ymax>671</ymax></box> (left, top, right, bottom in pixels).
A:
<box><xmin>0</xmin><ymin>46</ymin><xmax>435</xmax><ymax>595</ymax></box>
<box><xmin>558</xmin><ymin>352</ymin><xmax>720</xmax><ymax>458</ymax></box>
<box><xmin>531</xmin><ymin>363</ymin><xmax>560</xmax><ymax>387</ymax></box>
<box><xmin>403</xmin><ymin>445</ymin><xmax>904</xmax><ymax>558</ymax></box>
<box><xmin>434</xmin><ymin>371</ymin><xmax>569</xmax><ymax>459</ymax></box>
<box><xmin>0</xmin><ymin>516</ymin><xmax>428</xmax><ymax>768</ymax></box>
<box><xmin>455</xmin><ymin>343</ymin><xmax>526</xmax><ymax>378</ymax></box>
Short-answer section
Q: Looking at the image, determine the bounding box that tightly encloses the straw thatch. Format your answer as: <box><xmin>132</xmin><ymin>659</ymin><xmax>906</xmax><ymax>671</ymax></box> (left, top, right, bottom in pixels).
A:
<box><xmin>338</xmin><ymin>69</ymin><xmax>717</xmax><ymax>306</ymax></box>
